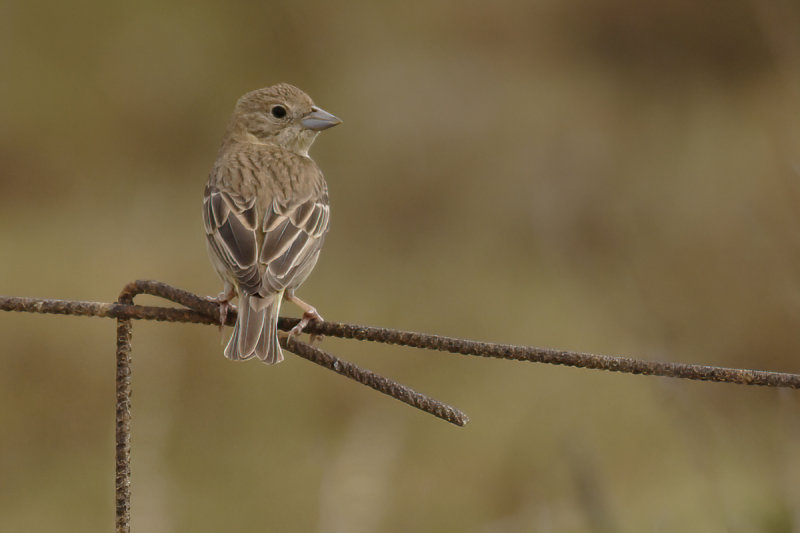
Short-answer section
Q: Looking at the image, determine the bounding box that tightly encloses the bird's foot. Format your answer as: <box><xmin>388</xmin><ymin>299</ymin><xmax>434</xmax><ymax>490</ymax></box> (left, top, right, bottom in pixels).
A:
<box><xmin>206</xmin><ymin>289</ymin><xmax>235</xmax><ymax>332</ymax></box>
<box><xmin>285</xmin><ymin>290</ymin><xmax>324</xmax><ymax>342</ymax></box>
<box><xmin>289</xmin><ymin>307</ymin><xmax>324</xmax><ymax>341</ymax></box>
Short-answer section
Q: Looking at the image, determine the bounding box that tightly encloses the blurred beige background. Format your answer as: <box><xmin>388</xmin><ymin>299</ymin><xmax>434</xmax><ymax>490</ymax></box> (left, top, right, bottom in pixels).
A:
<box><xmin>2</xmin><ymin>0</ymin><xmax>800</xmax><ymax>531</ymax></box>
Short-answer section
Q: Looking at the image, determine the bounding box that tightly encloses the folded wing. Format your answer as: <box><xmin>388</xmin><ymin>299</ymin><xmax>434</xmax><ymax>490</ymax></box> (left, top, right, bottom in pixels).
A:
<box><xmin>203</xmin><ymin>185</ymin><xmax>329</xmax><ymax>297</ymax></box>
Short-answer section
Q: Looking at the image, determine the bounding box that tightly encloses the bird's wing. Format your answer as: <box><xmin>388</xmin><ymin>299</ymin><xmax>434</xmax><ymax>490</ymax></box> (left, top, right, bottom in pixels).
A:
<box><xmin>203</xmin><ymin>185</ymin><xmax>263</xmax><ymax>294</ymax></box>
<box><xmin>259</xmin><ymin>193</ymin><xmax>329</xmax><ymax>293</ymax></box>
<box><xmin>203</xmin><ymin>184</ymin><xmax>329</xmax><ymax>297</ymax></box>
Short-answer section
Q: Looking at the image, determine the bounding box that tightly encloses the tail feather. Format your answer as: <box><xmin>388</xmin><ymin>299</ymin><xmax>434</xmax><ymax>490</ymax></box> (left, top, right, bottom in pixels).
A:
<box><xmin>237</xmin><ymin>294</ymin><xmax>265</xmax><ymax>357</ymax></box>
<box><xmin>255</xmin><ymin>307</ymin><xmax>282</xmax><ymax>365</ymax></box>
<box><xmin>224</xmin><ymin>293</ymin><xmax>284</xmax><ymax>364</ymax></box>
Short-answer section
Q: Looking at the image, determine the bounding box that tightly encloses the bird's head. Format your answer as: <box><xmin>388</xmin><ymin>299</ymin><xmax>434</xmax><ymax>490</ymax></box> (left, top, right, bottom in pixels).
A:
<box><xmin>227</xmin><ymin>83</ymin><xmax>341</xmax><ymax>156</ymax></box>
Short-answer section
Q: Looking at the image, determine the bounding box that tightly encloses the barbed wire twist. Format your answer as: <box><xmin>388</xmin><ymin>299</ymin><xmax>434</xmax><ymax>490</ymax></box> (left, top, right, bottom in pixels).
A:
<box><xmin>3</xmin><ymin>279</ymin><xmax>800</xmax><ymax>532</ymax></box>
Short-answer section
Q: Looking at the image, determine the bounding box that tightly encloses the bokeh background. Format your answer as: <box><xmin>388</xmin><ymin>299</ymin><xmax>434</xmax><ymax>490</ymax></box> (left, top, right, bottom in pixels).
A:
<box><xmin>2</xmin><ymin>1</ymin><xmax>800</xmax><ymax>531</ymax></box>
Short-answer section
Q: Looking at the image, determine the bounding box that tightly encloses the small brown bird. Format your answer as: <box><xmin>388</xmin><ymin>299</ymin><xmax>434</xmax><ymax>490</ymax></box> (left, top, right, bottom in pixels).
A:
<box><xmin>203</xmin><ymin>83</ymin><xmax>340</xmax><ymax>364</ymax></box>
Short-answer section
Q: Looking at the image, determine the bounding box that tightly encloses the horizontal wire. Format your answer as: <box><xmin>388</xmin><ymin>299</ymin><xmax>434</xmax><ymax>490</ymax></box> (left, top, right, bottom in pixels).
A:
<box><xmin>0</xmin><ymin>283</ymin><xmax>469</xmax><ymax>426</ymax></box>
<box><xmin>3</xmin><ymin>282</ymin><xmax>799</xmax><ymax>390</ymax></box>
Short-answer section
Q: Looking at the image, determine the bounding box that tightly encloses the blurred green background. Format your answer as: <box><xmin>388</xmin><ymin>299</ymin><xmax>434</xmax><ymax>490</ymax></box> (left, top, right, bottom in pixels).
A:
<box><xmin>2</xmin><ymin>0</ymin><xmax>800</xmax><ymax>531</ymax></box>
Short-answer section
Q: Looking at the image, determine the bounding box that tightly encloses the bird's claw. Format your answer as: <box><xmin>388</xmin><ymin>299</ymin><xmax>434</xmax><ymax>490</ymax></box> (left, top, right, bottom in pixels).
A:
<box><xmin>206</xmin><ymin>291</ymin><xmax>234</xmax><ymax>332</ymax></box>
<box><xmin>288</xmin><ymin>308</ymin><xmax>324</xmax><ymax>340</ymax></box>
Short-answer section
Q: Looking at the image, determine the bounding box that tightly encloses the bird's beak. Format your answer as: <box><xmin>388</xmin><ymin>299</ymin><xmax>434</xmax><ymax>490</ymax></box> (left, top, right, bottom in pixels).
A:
<box><xmin>301</xmin><ymin>106</ymin><xmax>342</xmax><ymax>131</ymax></box>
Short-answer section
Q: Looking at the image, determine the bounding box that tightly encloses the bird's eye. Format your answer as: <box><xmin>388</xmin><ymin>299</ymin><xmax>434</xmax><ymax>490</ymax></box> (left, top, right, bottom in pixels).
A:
<box><xmin>271</xmin><ymin>105</ymin><xmax>287</xmax><ymax>119</ymax></box>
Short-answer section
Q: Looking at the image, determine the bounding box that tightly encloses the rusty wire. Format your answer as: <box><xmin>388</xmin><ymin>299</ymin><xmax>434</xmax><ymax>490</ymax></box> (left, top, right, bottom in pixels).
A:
<box><xmin>1</xmin><ymin>281</ymin><xmax>470</xmax><ymax>533</ymax></box>
<box><xmin>3</xmin><ymin>281</ymin><xmax>800</xmax><ymax>389</ymax></box>
<box><xmin>282</xmin><ymin>336</ymin><xmax>467</xmax><ymax>426</ymax></box>
<box><xmin>115</xmin><ymin>288</ymin><xmax>134</xmax><ymax>533</ymax></box>
<box><xmin>110</xmin><ymin>280</ymin><xmax>469</xmax><ymax>426</ymax></box>
<box><xmin>4</xmin><ymin>279</ymin><xmax>800</xmax><ymax>532</ymax></box>
<box><xmin>300</xmin><ymin>322</ymin><xmax>800</xmax><ymax>388</ymax></box>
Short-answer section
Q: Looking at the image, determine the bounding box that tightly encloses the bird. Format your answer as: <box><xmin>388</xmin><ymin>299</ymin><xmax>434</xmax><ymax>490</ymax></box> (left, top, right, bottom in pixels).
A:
<box><xmin>203</xmin><ymin>83</ymin><xmax>341</xmax><ymax>364</ymax></box>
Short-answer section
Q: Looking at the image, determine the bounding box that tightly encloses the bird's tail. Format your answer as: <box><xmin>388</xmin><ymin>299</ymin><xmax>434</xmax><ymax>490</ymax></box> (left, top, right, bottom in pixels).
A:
<box><xmin>224</xmin><ymin>293</ymin><xmax>283</xmax><ymax>364</ymax></box>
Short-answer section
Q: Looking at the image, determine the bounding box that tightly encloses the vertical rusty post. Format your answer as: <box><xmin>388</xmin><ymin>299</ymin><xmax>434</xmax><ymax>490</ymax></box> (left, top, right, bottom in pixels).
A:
<box><xmin>115</xmin><ymin>290</ymin><xmax>134</xmax><ymax>532</ymax></box>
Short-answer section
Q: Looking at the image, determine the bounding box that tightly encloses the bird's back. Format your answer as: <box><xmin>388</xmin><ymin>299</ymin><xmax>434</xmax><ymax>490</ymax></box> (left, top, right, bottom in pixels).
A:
<box><xmin>210</xmin><ymin>140</ymin><xmax>327</xmax><ymax>210</ymax></box>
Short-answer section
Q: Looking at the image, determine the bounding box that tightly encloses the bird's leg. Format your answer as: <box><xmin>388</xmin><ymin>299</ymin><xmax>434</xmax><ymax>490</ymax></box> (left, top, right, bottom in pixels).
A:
<box><xmin>206</xmin><ymin>282</ymin><xmax>236</xmax><ymax>331</ymax></box>
<box><xmin>284</xmin><ymin>289</ymin><xmax>324</xmax><ymax>341</ymax></box>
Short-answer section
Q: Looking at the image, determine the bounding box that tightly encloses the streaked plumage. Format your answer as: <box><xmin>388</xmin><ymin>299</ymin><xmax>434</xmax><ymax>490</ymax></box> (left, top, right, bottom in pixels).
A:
<box><xmin>203</xmin><ymin>83</ymin><xmax>340</xmax><ymax>364</ymax></box>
